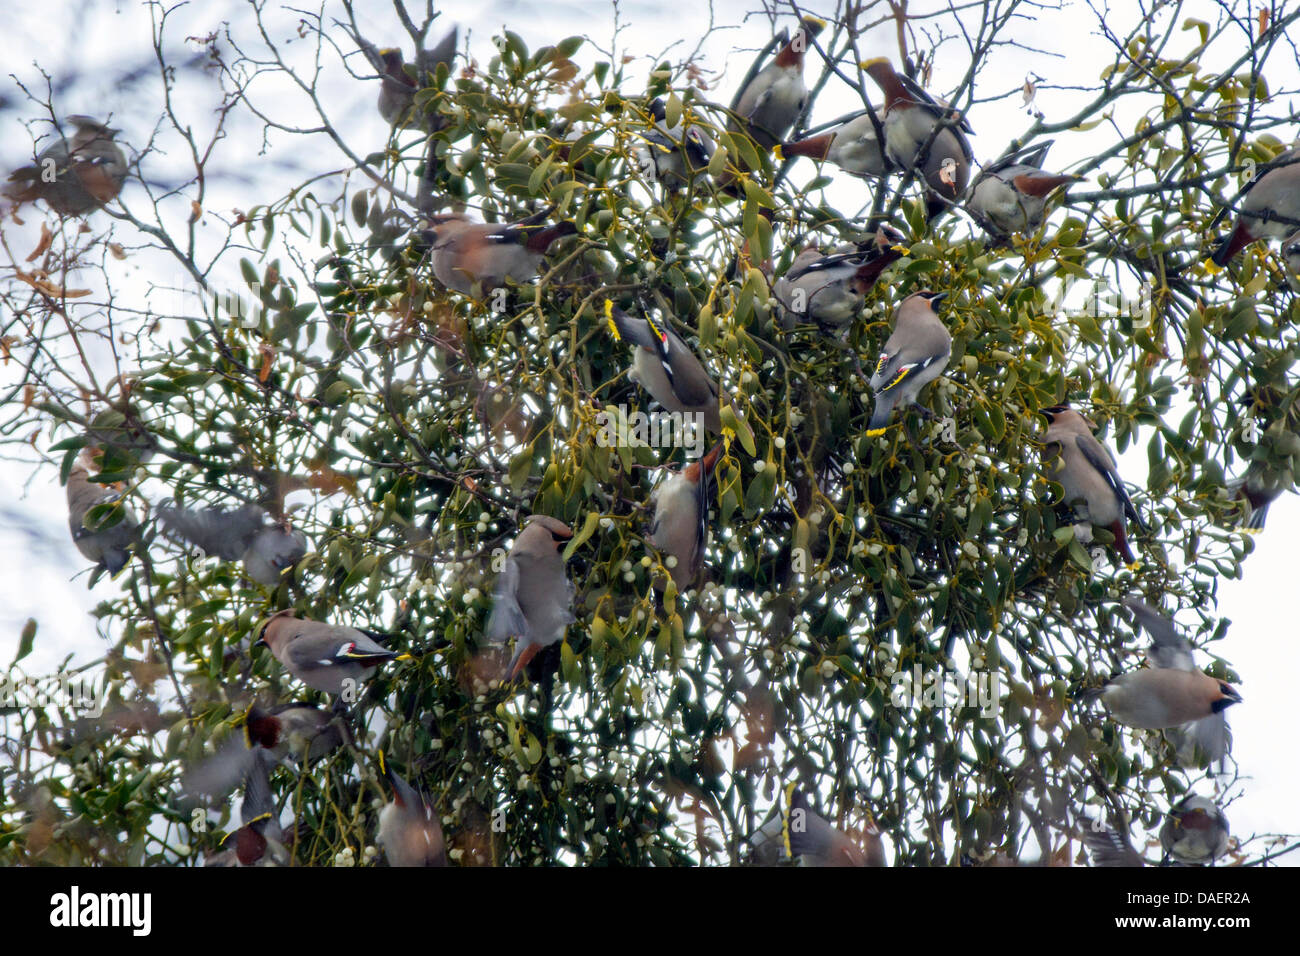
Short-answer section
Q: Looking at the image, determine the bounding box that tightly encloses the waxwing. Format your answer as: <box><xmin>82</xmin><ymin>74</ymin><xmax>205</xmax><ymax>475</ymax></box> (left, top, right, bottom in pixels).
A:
<box><xmin>1159</xmin><ymin>795</ymin><xmax>1230</xmax><ymax>865</ymax></box>
<box><xmin>865</xmin><ymin>290</ymin><xmax>951</xmax><ymax>435</ymax></box>
<box><xmin>3</xmin><ymin>116</ymin><xmax>127</xmax><ymax>216</ymax></box>
<box><xmin>606</xmin><ymin>301</ymin><xmax>723</xmax><ymax>436</ymax></box>
<box><xmin>377</xmin><ymin>751</ymin><xmax>447</xmax><ymax>867</ymax></box>
<box><xmin>158</xmin><ymin>502</ymin><xmax>307</xmax><ymax>587</ymax></box>
<box><xmin>1090</xmin><ymin>599</ymin><xmax>1241</xmax><ymax>764</ymax></box>
<box><xmin>1039</xmin><ymin>405</ymin><xmax>1146</xmax><ymax>565</ymax></box>
<box><xmin>1210</xmin><ymin>145</ymin><xmax>1300</xmax><ymax>266</ymax></box>
<box><xmin>729</xmin><ymin>17</ymin><xmax>826</xmax><ymax>151</ymax></box>
<box><xmin>634</xmin><ymin>97</ymin><xmax>715</xmax><ymax>189</ymax></box>
<box><xmin>775</xmin><ymin>224</ymin><xmax>905</xmax><ymax>328</ymax></box>
<box><xmin>421</xmin><ymin>209</ymin><xmax>578</xmax><ymax>296</ymax></box>
<box><xmin>485</xmin><ymin>515</ymin><xmax>575</xmax><ymax>680</ymax></box>
<box><xmin>969</xmin><ymin>140</ymin><xmax>1081</xmax><ymax>238</ymax></box>
<box><xmin>861</xmin><ymin>58</ymin><xmax>974</xmax><ymax>219</ymax></box>
<box><xmin>785</xmin><ymin>786</ymin><xmax>885</xmax><ymax>867</ymax></box>
<box><xmin>647</xmin><ymin>443</ymin><xmax>723</xmax><ymax>594</ymax></box>
<box><xmin>255</xmin><ymin>610</ymin><xmax>405</xmax><ymax>695</ymax></box>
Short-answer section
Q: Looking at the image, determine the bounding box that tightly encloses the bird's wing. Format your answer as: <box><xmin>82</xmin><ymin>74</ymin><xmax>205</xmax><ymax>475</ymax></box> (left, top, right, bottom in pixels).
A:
<box><xmin>1123</xmin><ymin>599</ymin><xmax>1195</xmax><ymax>671</ymax></box>
<box><xmin>1073</xmin><ymin>434</ymin><xmax>1144</xmax><ymax>527</ymax></box>
<box><xmin>159</xmin><ymin>504</ymin><xmax>264</xmax><ymax>560</ymax></box>
<box><xmin>728</xmin><ymin>31</ymin><xmax>787</xmax><ymax>113</ymax></box>
<box><xmin>1188</xmin><ymin>713</ymin><xmax>1230</xmax><ymax>764</ymax></box>
<box><xmin>1081</xmin><ymin>822</ymin><xmax>1144</xmax><ymax>867</ymax></box>
<box><xmin>485</xmin><ymin>556</ymin><xmax>529</xmax><ymax>643</ymax></box>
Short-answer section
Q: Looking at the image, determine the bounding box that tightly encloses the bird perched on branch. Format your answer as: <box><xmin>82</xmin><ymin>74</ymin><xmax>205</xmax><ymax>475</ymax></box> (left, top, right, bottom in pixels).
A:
<box><xmin>634</xmin><ymin>97</ymin><xmax>715</xmax><ymax>189</ymax></box>
<box><xmin>969</xmin><ymin>140</ymin><xmax>1081</xmax><ymax>238</ymax></box>
<box><xmin>1038</xmin><ymin>405</ymin><xmax>1146</xmax><ymax>565</ymax></box>
<box><xmin>774</xmin><ymin>224</ymin><xmax>905</xmax><ymax>328</ymax></box>
<box><xmin>3</xmin><ymin>116</ymin><xmax>127</xmax><ymax>216</ymax></box>
<box><xmin>777</xmin><ymin>109</ymin><xmax>889</xmax><ymax>179</ymax></box>
<box><xmin>728</xmin><ymin>17</ymin><xmax>825</xmax><ymax>151</ymax></box>
<box><xmin>158</xmin><ymin>502</ymin><xmax>307</xmax><ymax>587</ymax></box>
<box><xmin>351</xmin><ymin>27</ymin><xmax>458</xmax><ymax>129</ymax></box>
<box><xmin>1087</xmin><ymin>598</ymin><xmax>1241</xmax><ymax>765</ymax></box>
<box><xmin>377</xmin><ymin>752</ymin><xmax>447</xmax><ymax>866</ymax></box>
<box><xmin>485</xmin><ymin>515</ymin><xmax>575</xmax><ymax>680</ymax></box>
<box><xmin>606</xmin><ymin>301</ymin><xmax>725</xmax><ymax>437</ymax></box>
<box><xmin>1209</xmin><ymin>145</ymin><xmax>1300</xmax><ymax>266</ymax></box>
<box><xmin>1160</xmin><ymin>795</ymin><xmax>1230</xmax><ymax>865</ymax></box>
<box><xmin>66</xmin><ymin>464</ymin><xmax>138</xmax><ymax>575</ymax></box>
<box><xmin>255</xmin><ymin>610</ymin><xmax>406</xmax><ymax>695</ymax></box>
<box><xmin>420</xmin><ymin>209</ymin><xmax>578</xmax><ymax>296</ymax></box>
<box><xmin>861</xmin><ymin>58</ymin><xmax>973</xmax><ymax>220</ymax></box>
<box><xmin>207</xmin><ymin>749</ymin><xmax>286</xmax><ymax>867</ymax></box>
<box><xmin>864</xmin><ymin>290</ymin><xmax>952</xmax><ymax>436</ymax></box>
<box><xmin>647</xmin><ymin>443</ymin><xmax>722</xmax><ymax>595</ymax></box>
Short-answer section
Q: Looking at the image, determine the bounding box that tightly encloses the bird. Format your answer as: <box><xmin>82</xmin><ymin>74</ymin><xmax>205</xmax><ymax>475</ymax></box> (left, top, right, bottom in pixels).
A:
<box><xmin>774</xmin><ymin>225</ymin><xmax>905</xmax><ymax>328</ymax></box>
<box><xmin>254</xmin><ymin>610</ymin><xmax>405</xmax><ymax>695</ymax></box>
<box><xmin>647</xmin><ymin>443</ymin><xmax>723</xmax><ymax>594</ymax></box>
<box><xmin>3</xmin><ymin>116</ymin><xmax>127</xmax><ymax>216</ymax></box>
<box><xmin>865</xmin><ymin>290</ymin><xmax>952</xmax><ymax>436</ymax></box>
<box><xmin>157</xmin><ymin>502</ymin><xmax>307</xmax><ymax>587</ymax></box>
<box><xmin>1209</xmin><ymin>145</ymin><xmax>1300</xmax><ymax>266</ymax></box>
<box><xmin>1089</xmin><ymin>598</ymin><xmax>1242</xmax><ymax>764</ymax></box>
<box><xmin>182</xmin><ymin>702</ymin><xmax>341</xmax><ymax>800</ymax></box>
<box><xmin>66</xmin><ymin>464</ymin><xmax>138</xmax><ymax>575</ymax></box>
<box><xmin>968</xmin><ymin>140</ymin><xmax>1081</xmax><ymax>238</ymax></box>
<box><xmin>354</xmin><ymin>28</ymin><xmax>458</xmax><ymax>129</ymax></box>
<box><xmin>776</xmin><ymin>109</ymin><xmax>889</xmax><ymax>179</ymax></box>
<box><xmin>1038</xmin><ymin>405</ymin><xmax>1146</xmax><ymax>565</ymax></box>
<box><xmin>606</xmin><ymin>301</ymin><xmax>724</xmax><ymax>436</ymax></box>
<box><xmin>1081</xmin><ymin>818</ymin><xmax>1145</xmax><ymax>867</ymax></box>
<box><xmin>1228</xmin><ymin>457</ymin><xmax>1290</xmax><ymax>530</ymax></box>
<box><xmin>728</xmin><ymin>17</ymin><xmax>826</xmax><ymax>151</ymax></box>
<box><xmin>376</xmin><ymin>751</ymin><xmax>447</xmax><ymax>867</ymax></box>
<box><xmin>784</xmin><ymin>786</ymin><xmax>885</xmax><ymax>867</ymax></box>
<box><xmin>485</xmin><ymin>515</ymin><xmax>575</xmax><ymax>680</ymax></box>
<box><xmin>1160</xmin><ymin>795</ymin><xmax>1230</xmax><ymax>865</ymax></box>
<box><xmin>420</xmin><ymin>209</ymin><xmax>578</xmax><ymax>296</ymax></box>
<box><xmin>633</xmin><ymin>97</ymin><xmax>715</xmax><ymax>189</ymax></box>
<box><xmin>861</xmin><ymin>58</ymin><xmax>974</xmax><ymax>219</ymax></box>
<box><xmin>213</xmin><ymin>749</ymin><xmax>286</xmax><ymax>867</ymax></box>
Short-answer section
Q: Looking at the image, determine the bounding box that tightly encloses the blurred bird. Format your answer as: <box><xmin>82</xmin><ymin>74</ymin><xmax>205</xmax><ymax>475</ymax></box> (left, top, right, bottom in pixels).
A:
<box><xmin>485</xmin><ymin>515</ymin><xmax>575</xmax><ymax>680</ymax></box>
<box><xmin>1228</xmin><ymin>457</ymin><xmax>1291</xmax><ymax>530</ymax></box>
<box><xmin>969</xmin><ymin>140</ymin><xmax>1081</xmax><ymax>238</ymax></box>
<box><xmin>183</xmin><ymin>702</ymin><xmax>342</xmax><ymax>801</ymax></box>
<box><xmin>255</xmin><ymin>610</ymin><xmax>404</xmax><ymax>695</ymax></box>
<box><xmin>1210</xmin><ymin>145</ymin><xmax>1300</xmax><ymax>266</ymax></box>
<box><xmin>1081</xmin><ymin>819</ymin><xmax>1144</xmax><ymax>867</ymax></box>
<box><xmin>774</xmin><ymin>225</ymin><xmax>905</xmax><ymax>328</ymax></box>
<box><xmin>1089</xmin><ymin>598</ymin><xmax>1241</xmax><ymax>764</ymax></box>
<box><xmin>3</xmin><ymin>116</ymin><xmax>127</xmax><ymax>216</ymax></box>
<box><xmin>785</xmin><ymin>786</ymin><xmax>885</xmax><ymax>867</ymax></box>
<box><xmin>66</xmin><ymin>465</ymin><xmax>138</xmax><ymax>575</ymax></box>
<box><xmin>421</xmin><ymin>209</ymin><xmax>578</xmax><ymax>296</ymax></box>
<box><xmin>729</xmin><ymin>17</ymin><xmax>826</xmax><ymax>151</ymax></box>
<box><xmin>158</xmin><ymin>502</ymin><xmax>307</xmax><ymax>587</ymax></box>
<box><xmin>647</xmin><ymin>443</ymin><xmax>722</xmax><ymax>594</ymax></box>
<box><xmin>634</xmin><ymin>97</ymin><xmax>715</xmax><ymax>189</ymax></box>
<box><xmin>1039</xmin><ymin>405</ymin><xmax>1146</xmax><ymax>565</ymax></box>
<box><xmin>1160</xmin><ymin>795</ymin><xmax>1230</xmax><ymax>865</ymax></box>
<box><xmin>377</xmin><ymin>752</ymin><xmax>447</xmax><ymax>867</ymax></box>
<box><xmin>1283</xmin><ymin>230</ymin><xmax>1300</xmax><ymax>290</ymax></box>
<box><xmin>216</xmin><ymin>749</ymin><xmax>286</xmax><ymax>867</ymax></box>
<box><xmin>777</xmin><ymin>109</ymin><xmax>889</xmax><ymax>179</ymax></box>
<box><xmin>865</xmin><ymin>290</ymin><xmax>951</xmax><ymax>436</ymax></box>
<box><xmin>606</xmin><ymin>301</ymin><xmax>723</xmax><ymax>435</ymax></box>
<box><xmin>861</xmin><ymin>58</ymin><xmax>974</xmax><ymax>219</ymax></box>
<box><xmin>353</xmin><ymin>28</ymin><xmax>457</xmax><ymax>129</ymax></box>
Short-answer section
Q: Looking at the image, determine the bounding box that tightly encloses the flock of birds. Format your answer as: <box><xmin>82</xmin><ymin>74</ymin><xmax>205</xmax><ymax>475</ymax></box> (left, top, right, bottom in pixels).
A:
<box><xmin>9</xmin><ymin>10</ymin><xmax>1296</xmax><ymax>866</ymax></box>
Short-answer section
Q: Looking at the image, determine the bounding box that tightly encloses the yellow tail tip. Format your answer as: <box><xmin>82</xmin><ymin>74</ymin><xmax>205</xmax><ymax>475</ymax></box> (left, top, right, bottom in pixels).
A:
<box><xmin>773</xmin><ymin>144</ymin><xmax>785</xmax><ymax>161</ymax></box>
<box><xmin>865</xmin><ymin>427</ymin><xmax>887</xmax><ymax>437</ymax></box>
<box><xmin>859</xmin><ymin>57</ymin><xmax>890</xmax><ymax>71</ymax></box>
<box><xmin>396</xmin><ymin>652</ymin><xmax>413</xmax><ymax>661</ymax></box>
<box><xmin>1202</xmin><ymin>259</ymin><xmax>1224</xmax><ymax>275</ymax></box>
<box><xmin>802</xmin><ymin>15</ymin><xmax>828</xmax><ymax>30</ymax></box>
<box><xmin>1124</xmin><ymin>560</ymin><xmax>1143</xmax><ymax>571</ymax></box>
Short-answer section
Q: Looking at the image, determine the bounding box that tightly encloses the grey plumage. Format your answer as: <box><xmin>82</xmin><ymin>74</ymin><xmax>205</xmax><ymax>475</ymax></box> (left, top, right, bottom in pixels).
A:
<box><xmin>1159</xmin><ymin>795</ymin><xmax>1230</xmax><ymax>865</ymax></box>
<box><xmin>485</xmin><ymin>515</ymin><xmax>575</xmax><ymax>679</ymax></box>
<box><xmin>865</xmin><ymin>291</ymin><xmax>952</xmax><ymax>435</ymax></box>
<box><xmin>607</xmin><ymin>302</ymin><xmax>723</xmax><ymax>435</ymax></box>
<box><xmin>377</xmin><ymin>753</ymin><xmax>447</xmax><ymax>867</ymax></box>
<box><xmin>158</xmin><ymin>503</ymin><xmax>307</xmax><ymax>586</ymax></box>
<box><xmin>256</xmin><ymin>610</ymin><xmax>401</xmax><ymax>695</ymax></box>
<box><xmin>3</xmin><ymin>116</ymin><xmax>127</xmax><ymax>216</ymax></box>
<box><xmin>634</xmin><ymin>97</ymin><xmax>715</xmax><ymax>188</ymax></box>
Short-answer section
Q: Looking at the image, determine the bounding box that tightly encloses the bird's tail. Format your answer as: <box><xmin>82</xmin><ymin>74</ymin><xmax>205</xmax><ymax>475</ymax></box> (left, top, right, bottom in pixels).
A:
<box><xmin>1210</xmin><ymin>220</ymin><xmax>1253</xmax><ymax>266</ymax></box>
